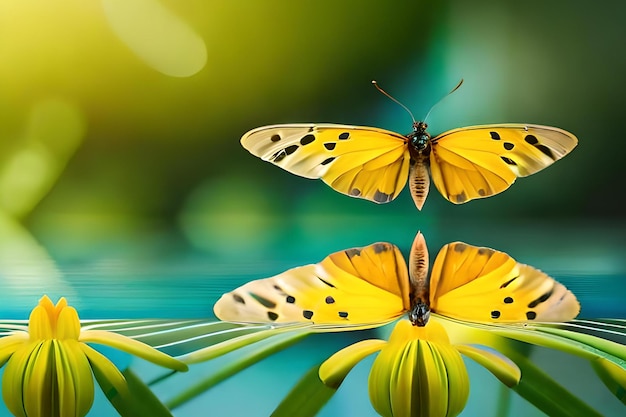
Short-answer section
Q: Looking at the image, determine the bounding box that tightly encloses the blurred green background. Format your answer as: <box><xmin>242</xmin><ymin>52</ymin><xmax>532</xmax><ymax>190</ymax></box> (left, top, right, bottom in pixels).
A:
<box><xmin>0</xmin><ymin>1</ymin><xmax>625</xmax><ymax>416</ymax></box>
<box><xmin>0</xmin><ymin>0</ymin><xmax>624</xmax><ymax>317</ymax></box>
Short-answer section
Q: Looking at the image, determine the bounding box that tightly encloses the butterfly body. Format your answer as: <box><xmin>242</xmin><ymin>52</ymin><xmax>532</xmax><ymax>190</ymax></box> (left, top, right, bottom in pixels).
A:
<box><xmin>406</xmin><ymin>121</ymin><xmax>432</xmax><ymax>155</ymax></box>
<box><xmin>214</xmin><ymin>232</ymin><xmax>580</xmax><ymax>328</ymax></box>
<box><xmin>241</xmin><ymin>120</ymin><xmax>577</xmax><ymax>210</ymax></box>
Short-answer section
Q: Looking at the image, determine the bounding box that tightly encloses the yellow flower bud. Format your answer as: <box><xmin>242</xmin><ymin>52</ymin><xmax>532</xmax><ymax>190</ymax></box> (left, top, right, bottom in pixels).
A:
<box><xmin>368</xmin><ymin>320</ymin><xmax>469</xmax><ymax>417</ymax></box>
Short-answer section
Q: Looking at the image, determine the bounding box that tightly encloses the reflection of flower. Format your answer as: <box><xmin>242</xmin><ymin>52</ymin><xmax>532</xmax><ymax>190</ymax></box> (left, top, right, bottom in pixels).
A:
<box><xmin>0</xmin><ymin>295</ymin><xmax>187</xmax><ymax>417</ymax></box>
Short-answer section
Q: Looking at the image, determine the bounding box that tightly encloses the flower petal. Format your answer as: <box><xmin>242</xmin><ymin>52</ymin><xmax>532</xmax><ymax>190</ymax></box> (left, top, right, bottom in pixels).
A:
<box><xmin>0</xmin><ymin>333</ymin><xmax>29</xmax><ymax>367</ymax></box>
<box><xmin>2</xmin><ymin>342</ymin><xmax>40</xmax><ymax>417</ymax></box>
<box><xmin>318</xmin><ymin>339</ymin><xmax>386</xmax><ymax>389</ymax></box>
<box><xmin>57</xmin><ymin>340</ymin><xmax>95</xmax><ymax>417</ymax></box>
<box><xmin>22</xmin><ymin>341</ymin><xmax>54</xmax><ymax>417</ymax></box>
<box><xmin>80</xmin><ymin>342</ymin><xmax>129</xmax><ymax>398</ymax></box>
<box><xmin>57</xmin><ymin>306</ymin><xmax>81</xmax><ymax>340</ymax></box>
<box><xmin>80</xmin><ymin>329</ymin><xmax>187</xmax><ymax>372</ymax></box>
<box><xmin>28</xmin><ymin>305</ymin><xmax>53</xmax><ymax>340</ymax></box>
<box><xmin>456</xmin><ymin>344</ymin><xmax>521</xmax><ymax>387</ymax></box>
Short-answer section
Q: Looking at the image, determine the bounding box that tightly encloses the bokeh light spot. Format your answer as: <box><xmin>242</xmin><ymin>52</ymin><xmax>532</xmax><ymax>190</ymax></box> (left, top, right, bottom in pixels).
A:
<box><xmin>0</xmin><ymin>98</ymin><xmax>84</xmax><ymax>218</ymax></box>
<box><xmin>103</xmin><ymin>0</ymin><xmax>207</xmax><ymax>77</ymax></box>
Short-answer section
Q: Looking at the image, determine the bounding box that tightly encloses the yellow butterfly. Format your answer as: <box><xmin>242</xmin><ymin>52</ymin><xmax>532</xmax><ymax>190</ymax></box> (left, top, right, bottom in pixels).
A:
<box><xmin>213</xmin><ymin>232</ymin><xmax>580</xmax><ymax>328</ymax></box>
<box><xmin>241</xmin><ymin>83</ymin><xmax>578</xmax><ymax>210</ymax></box>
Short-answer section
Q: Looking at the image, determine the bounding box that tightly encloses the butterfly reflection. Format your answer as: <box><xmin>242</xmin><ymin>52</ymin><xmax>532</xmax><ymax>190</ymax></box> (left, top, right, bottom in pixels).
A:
<box><xmin>213</xmin><ymin>231</ymin><xmax>580</xmax><ymax>328</ymax></box>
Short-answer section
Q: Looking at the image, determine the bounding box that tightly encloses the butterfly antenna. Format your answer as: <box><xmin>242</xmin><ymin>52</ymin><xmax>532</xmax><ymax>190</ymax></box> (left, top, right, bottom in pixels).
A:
<box><xmin>423</xmin><ymin>78</ymin><xmax>464</xmax><ymax>123</ymax></box>
<box><xmin>372</xmin><ymin>80</ymin><xmax>416</xmax><ymax>124</ymax></box>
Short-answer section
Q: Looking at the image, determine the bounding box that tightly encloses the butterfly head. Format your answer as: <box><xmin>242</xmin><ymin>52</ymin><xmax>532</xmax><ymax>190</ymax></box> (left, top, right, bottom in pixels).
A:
<box><xmin>408</xmin><ymin>300</ymin><xmax>431</xmax><ymax>327</ymax></box>
<box><xmin>408</xmin><ymin>121</ymin><xmax>431</xmax><ymax>152</ymax></box>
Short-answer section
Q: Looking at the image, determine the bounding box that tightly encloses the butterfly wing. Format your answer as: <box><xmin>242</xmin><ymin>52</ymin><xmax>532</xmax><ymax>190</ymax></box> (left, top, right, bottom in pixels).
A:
<box><xmin>429</xmin><ymin>242</ymin><xmax>580</xmax><ymax>323</ymax></box>
<box><xmin>241</xmin><ymin>124</ymin><xmax>410</xmax><ymax>203</ymax></box>
<box><xmin>429</xmin><ymin>124</ymin><xmax>578</xmax><ymax>204</ymax></box>
<box><xmin>213</xmin><ymin>242</ymin><xmax>411</xmax><ymax>328</ymax></box>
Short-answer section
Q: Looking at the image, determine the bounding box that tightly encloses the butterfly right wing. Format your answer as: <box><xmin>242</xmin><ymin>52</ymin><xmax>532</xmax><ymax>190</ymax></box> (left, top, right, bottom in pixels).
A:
<box><xmin>429</xmin><ymin>242</ymin><xmax>580</xmax><ymax>323</ymax></box>
<box><xmin>241</xmin><ymin>124</ymin><xmax>410</xmax><ymax>203</ymax></box>
<box><xmin>429</xmin><ymin>124</ymin><xmax>577</xmax><ymax>204</ymax></box>
<box><xmin>214</xmin><ymin>242</ymin><xmax>410</xmax><ymax>329</ymax></box>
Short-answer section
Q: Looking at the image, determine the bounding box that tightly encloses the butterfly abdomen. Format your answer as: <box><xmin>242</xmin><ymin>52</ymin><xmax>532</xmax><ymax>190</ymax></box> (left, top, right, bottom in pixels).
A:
<box><xmin>408</xmin><ymin>232</ymin><xmax>431</xmax><ymax>326</ymax></box>
<box><xmin>408</xmin><ymin>157</ymin><xmax>431</xmax><ymax>210</ymax></box>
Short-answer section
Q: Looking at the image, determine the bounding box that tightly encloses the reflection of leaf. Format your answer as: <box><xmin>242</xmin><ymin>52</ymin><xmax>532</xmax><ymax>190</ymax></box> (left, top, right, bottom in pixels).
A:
<box><xmin>0</xmin><ymin>212</ymin><xmax>75</xmax><ymax>313</ymax></box>
<box><xmin>0</xmin><ymin>98</ymin><xmax>84</xmax><ymax>219</ymax></box>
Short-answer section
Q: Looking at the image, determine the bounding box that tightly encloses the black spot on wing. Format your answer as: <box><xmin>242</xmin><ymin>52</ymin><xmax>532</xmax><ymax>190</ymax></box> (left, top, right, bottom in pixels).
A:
<box><xmin>535</xmin><ymin>144</ymin><xmax>555</xmax><ymax>160</ymax></box>
<box><xmin>272</xmin><ymin>150</ymin><xmax>287</xmax><ymax>163</ymax></box>
<box><xmin>500</xmin><ymin>276</ymin><xmax>518</xmax><ymax>288</ymax></box>
<box><xmin>232</xmin><ymin>294</ymin><xmax>245</xmax><ymax>304</ymax></box>
<box><xmin>524</xmin><ymin>135</ymin><xmax>539</xmax><ymax>145</ymax></box>
<box><xmin>350</xmin><ymin>188</ymin><xmax>361</xmax><ymax>196</ymax></box>
<box><xmin>525</xmin><ymin>134</ymin><xmax>555</xmax><ymax>159</ymax></box>
<box><xmin>338</xmin><ymin>311</ymin><xmax>349</xmax><ymax>319</ymax></box>
<box><xmin>454</xmin><ymin>243</ymin><xmax>467</xmax><ymax>253</ymax></box>
<box><xmin>286</xmin><ymin>295</ymin><xmax>296</xmax><ymax>304</ymax></box>
<box><xmin>271</xmin><ymin>134</ymin><xmax>281</xmax><ymax>142</ymax></box>
<box><xmin>270</xmin><ymin>145</ymin><xmax>298</xmax><ymax>163</ymax></box>
<box><xmin>300</xmin><ymin>134</ymin><xmax>315</xmax><ymax>146</ymax></box>
<box><xmin>345</xmin><ymin>248</ymin><xmax>362</xmax><ymax>258</ymax></box>
<box><xmin>490</xmin><ymin>131</ymin><xmax>501</xmax><ymax>140</ymax></box>
<box><xmin>338</xmin><ymin>132</ymin><xmax>350</xmax><ymax>140</ymax></box>
<box><xmin>478</xmin><ymin>189</ymin><xmax>486</xmax><ymax>196</ymax></box>
<box><xmin>267</xmin><ymin>311</ymin><xmax>279</xmax><ymax>321</ymax></box>
<box><xmin>503</xmin><ymin>142</ymin><xmax>514</xmax><ymax>150</ymax></box>
<box><xmin>501</xmin><ymin>156</ymin><xmax>517</xmax><ymax>165</ymax></box>
<box><xmin>324</xmin><ymin>142</ymin><xmax>336</xmax><ymax>150</ymax></box>
<box><xmin>504</xmin><ymin>297</ymin><xmax>514</xmax><ymax>304</ymax></box>
<box><xmin>321</xmin><ymin>157</ymin><xmax>335</xmax><ymax>165</ymax></box>
<box><xmin>528</xmin><ymin>288</ymin><xmax>554</xmax><ymax>308</ymax></box>
<box><xmin>373</xmin><ymin>243</ymin><xmax>389</xmax><ymax>254</ymax></box>
<box><xmin>373</xmin><ymin>190</ymin><xmax>391</xmax><ymax>203</ymax></box>
<box><xmin>491</xmin><ymin>310</ymin><xmax>501</xmax><ymax>319</ymax></box>
<box><xmin>325</xmin><ymin>296</ymin><xmax>335</xmax><ymax>304</ymax></box>
<box><xmin>249</xmin><ymin>293</ymin><xmax>276</xmax><ymax>309</ymax></box>
<box><xmin>318</xmin><ymin>277</ymin><xmax>336</xmax><ymax>288</ymax></box>
<box><xmin>303</xmin><ymin>310</ymin><xmax>314</xmax><ymax>320</ymax></box>
<box><xmin>453</xmin><ymin>192</ymin><xmax>467</xmax><ymax>203</ymax></box>
<box><xmin>526</xmin><ymin>311</ymin><xmax>537</xmax><ymax>320</ymax></box>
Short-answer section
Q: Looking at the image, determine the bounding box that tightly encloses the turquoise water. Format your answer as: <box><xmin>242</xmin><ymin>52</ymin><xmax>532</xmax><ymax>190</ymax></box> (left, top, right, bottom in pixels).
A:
<box><xmin>0</xmin><ymin>216</ymin><xmax>624</xmax><ymax>416</ymax></box>
<box><xmin>5</xmin><ymin>216</ymin><xmax>622</xmax><ymax>320</ymax></box>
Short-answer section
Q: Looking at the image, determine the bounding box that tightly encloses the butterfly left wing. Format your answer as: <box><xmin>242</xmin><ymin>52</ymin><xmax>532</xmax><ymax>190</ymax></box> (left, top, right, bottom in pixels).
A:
<box><xmin>241</xmin><ymin>124</ymin><xmax>410</xmax><ymax>203</ymax></box>
<box><xmin>429</xmin><ymin>124</ymin><xmax>578</xmax><ymax>204</ymax></box>
<box><xmin>213</xmin><ymin>242</ymin><xmax>410</xmax><ymax>329</ymax></box>
<box><xmin>429</xmin><ymin>242</ymin><xmax>580</xmax><ymax>323</ymax></box>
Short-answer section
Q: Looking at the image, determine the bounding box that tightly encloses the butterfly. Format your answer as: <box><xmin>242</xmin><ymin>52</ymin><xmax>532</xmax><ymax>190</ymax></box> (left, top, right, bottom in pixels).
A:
<box><xmin>213</xmin><ymin>232</ymin><xmax>580</xmax><ymax>328</ymax></box>
<box><xmin>241</xmin><ymin>83</ymin><xmax>578</xmax><ymax>210</ymax></box>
